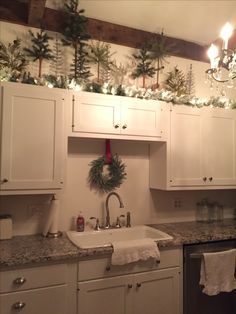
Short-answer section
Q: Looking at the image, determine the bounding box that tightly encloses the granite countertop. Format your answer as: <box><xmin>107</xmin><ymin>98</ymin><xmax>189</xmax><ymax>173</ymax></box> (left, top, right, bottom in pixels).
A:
<box><xmin>1</xmin><ymin>219</ymin><xmax>236</xmax><ymax>269</ymax></box>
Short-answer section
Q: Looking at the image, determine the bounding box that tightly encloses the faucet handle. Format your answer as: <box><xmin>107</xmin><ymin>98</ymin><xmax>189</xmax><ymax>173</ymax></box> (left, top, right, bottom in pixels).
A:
<box><xmin>115</xmin><ymin>215</ymin><xmax>125</xmax><ymax>228</ymax></box>
<box><xmin>89</xmin><ymin>217</ymin><xmax>101</xmax><ymax>231</ymax></box>
<box><xmin>126</xmin><ymin>211</ymin><xmax>131</xmax><ymax>228</ymax></box>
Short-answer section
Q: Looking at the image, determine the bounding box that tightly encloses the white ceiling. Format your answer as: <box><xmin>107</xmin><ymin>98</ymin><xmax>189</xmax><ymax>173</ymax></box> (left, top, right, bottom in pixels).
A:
<box><xmin>47</xmin><ymin>0</ymin><xmax>236</xmax><ymax>46</ymax></box>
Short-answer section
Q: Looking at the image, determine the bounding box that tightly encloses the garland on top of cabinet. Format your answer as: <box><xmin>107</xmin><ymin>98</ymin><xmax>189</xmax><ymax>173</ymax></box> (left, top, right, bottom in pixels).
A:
<box><xmin>88</xmin><ymin>140</ymin><xmax>127</xmax><ymax>193</ymax></box>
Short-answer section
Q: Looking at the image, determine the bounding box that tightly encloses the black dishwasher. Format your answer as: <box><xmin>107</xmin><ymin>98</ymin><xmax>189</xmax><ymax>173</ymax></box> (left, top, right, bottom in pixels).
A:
<box><xmin>183</xmin><ymin>240</ymin><xmax>236</xmax><ymax>314</ymax></box>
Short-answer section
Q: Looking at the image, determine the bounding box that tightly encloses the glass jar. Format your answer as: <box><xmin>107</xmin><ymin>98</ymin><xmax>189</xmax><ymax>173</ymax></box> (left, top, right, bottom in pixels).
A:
<box><xmin>196</xmin><ymin>199</ymin><xmax>209</xmax><ymax>222</ymax></box>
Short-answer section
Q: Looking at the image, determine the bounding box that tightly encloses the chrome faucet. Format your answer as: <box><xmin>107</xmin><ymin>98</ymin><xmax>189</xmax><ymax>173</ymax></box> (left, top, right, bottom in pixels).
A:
<box><xmin>105</xmin><ymin>192</ymin><xmax>124</xmax><ymax>228</ymax></box>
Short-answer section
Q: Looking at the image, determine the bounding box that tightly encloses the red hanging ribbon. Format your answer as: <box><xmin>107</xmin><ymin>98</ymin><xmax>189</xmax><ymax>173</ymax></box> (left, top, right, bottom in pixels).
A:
<box><xmin>105</xmin><ymin>139</ymin><xmax>112</xmax><ymax>164</ymax></box>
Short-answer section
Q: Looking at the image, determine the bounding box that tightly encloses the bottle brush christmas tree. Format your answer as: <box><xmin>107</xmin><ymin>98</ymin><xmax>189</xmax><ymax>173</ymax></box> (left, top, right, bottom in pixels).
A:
<box><xmin>0</xmin><ymin>38</ymin><xmax>28</xmax><ymax>80</ymax></box>
<box><xmin>164</xmin><ymin>66</ymin><xmax>187</xmax><ymax>97</ymax></box>
<box><xmin>61</xmin><ymin>0</ymin><xmax>91</xmax><ymax>81</ymax></box>
<box><xmin>24</xmin><ymin>29</ymin><xmax>54</xmax><ymax>78</ymax></box>
<box><xmin>149</xmin><ymin>31</ymin><xmax>173</xmax><ymax>89</ymax></box>
<box><xmin>88</xmin><ymin>41</ymin><xmax>116</xmax><ymax>83</ymax></box>
<box><xmin>185</xmin><ymin>64</ymin><xmax>195</xmax><ymax>99</ymax></box>
<box><xmin>131</xmin><ymin>46</ymin><xmax>156</xmax><ymax>88</ymax></box>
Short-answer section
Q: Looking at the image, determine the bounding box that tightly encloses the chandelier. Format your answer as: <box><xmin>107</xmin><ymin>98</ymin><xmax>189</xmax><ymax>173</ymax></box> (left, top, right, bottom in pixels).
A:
<box><xmin>206</xmin><ymin>23</ymin><xmax>236</xmax><ymax>88</ymax></box>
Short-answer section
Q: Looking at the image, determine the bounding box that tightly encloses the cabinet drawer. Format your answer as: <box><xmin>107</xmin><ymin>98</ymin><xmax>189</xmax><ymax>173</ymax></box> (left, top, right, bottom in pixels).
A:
<box><xmin>0</xmin><ymin>264</ymin><xmax>67</xmax><ymax>293</ymax></box>
<box><xmin>79</xmin><ymin>248</ymin><xmax>181</xmax><ymax>281</ymax></box>
<box><xmin>0</xmin><ymin>285</ymin><xmax>66</xmax><ymax>314</ymax></box>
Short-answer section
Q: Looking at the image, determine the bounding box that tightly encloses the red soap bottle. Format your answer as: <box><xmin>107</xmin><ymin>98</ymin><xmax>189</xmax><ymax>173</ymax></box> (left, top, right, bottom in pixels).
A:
<box><xmin>77</xmin><ymin>212</ymin><xmax>85</xmax><ymax>232</ymax></box>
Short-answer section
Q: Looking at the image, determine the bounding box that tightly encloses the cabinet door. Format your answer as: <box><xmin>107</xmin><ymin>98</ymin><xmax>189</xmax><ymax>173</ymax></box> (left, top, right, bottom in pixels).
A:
<box><xmin>0</xmin><ymin>83</ymin><xmax>64</xmax><ymax>192</ymax></box>
<box><xmin>120</xmin><ymin>98</ymin><xmax>163</xmax><ymax>138</ymax></box>
<box><xmin>132</xmin><ymin>268</ymin><xmax>180</xmax><ymax>314</ymax></box>
<box><xmin>0</xmin><ymin>285</ymin><xmax>67</xmax><ymax>314</ymax></box>
<box><xmin>170</xmin><ymin>106</ymin><xmax>205</xmax><ymax>186</ymax></box>
<box><xmin>72</xmin><ymin>92</ymin><xmax>120</xmax><ymax>135</ymax></box>
<box><xmin>204</xmin><ymin>108</ymin><xmax>236</xmax><ymax>186</ymax></box>
<box><xmin>78</xmin><ymin>275</ymin><xmax>133</xmax><ymax>314</ymax></box>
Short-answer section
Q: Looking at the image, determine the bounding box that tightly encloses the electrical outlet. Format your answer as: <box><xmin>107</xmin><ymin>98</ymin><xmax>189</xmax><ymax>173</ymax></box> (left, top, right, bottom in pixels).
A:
<box><xmin>173</xmin><ymin>198</ymin><xmax>182</xmax><ymax>208</ymax></box>
<box><xmin>27</xmin><ymin>204</ymin><xmax>44</xmax><ymax>219</ymax></box>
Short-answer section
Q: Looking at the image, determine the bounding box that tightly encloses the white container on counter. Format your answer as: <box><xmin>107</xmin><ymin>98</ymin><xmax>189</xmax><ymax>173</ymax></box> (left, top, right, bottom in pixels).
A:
<box><xmin>0</xmin><ymin>215</ymin><xmax>12</xmax><ymax>240</ymax></box>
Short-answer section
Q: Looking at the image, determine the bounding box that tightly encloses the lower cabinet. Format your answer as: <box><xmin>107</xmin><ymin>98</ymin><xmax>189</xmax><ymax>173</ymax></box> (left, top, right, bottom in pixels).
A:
<box><xmin>78</xmin><ymin>267</ymin><xmax>180</xmax><ymax>314</ymax></box>
<box><xmin>78</xmin><ymin>248</ymin><xmax>182</xmax><ymax>314</ymax></box>
<box><xmin>0</xmin><ymin>262</ymin><xmax>77</xmax><ymax>314</ymax></box>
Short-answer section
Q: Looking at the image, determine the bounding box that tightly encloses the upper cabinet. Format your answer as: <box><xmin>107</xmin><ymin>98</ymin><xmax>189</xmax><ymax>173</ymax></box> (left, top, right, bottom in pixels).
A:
<box><xmin>0</xmin><ymin>82</ymin><xmax>65</xmax><ymax>195</ymax></box>
<box><xmin>150</xmin><ymin>105</ymin><xmax>236</xmax><ymax>190</ymax></box>
<box><xmin>68</xmin><ymin>91</ymin><xmax>167</xmax><ymax>141</ymax></box>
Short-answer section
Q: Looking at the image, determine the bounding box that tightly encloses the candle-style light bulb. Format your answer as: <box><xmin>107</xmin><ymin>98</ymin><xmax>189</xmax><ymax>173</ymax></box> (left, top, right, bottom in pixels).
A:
<box><xmin>207</xmin><ymin>44</ymin><xmax>219</xmax><ymax>68</ymax></box>
<box><xmin>220</xmin><ymin>22</ymin><xmax>233</xmax><ymax>49</ymax></box>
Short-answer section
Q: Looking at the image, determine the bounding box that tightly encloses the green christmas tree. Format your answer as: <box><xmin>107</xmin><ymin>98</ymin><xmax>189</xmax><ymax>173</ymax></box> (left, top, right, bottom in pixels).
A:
<box><xmin>50</xmin><ymin>34</ymin><xmax>64</xmax><ymax>77</ymax></box>
<box><xmin>0</xmin><ymin>38</ymin><xmax>28</xmax><ymax>79</ymax></box>
<box><xmin>88</xmin><ymin>41</ymin><xmax>116</xmax><ymax>83</ymax></box>
<box><xmin>164</xmin><ymin>66</ymin><xmax>187</xmax><ymax>97</ymax></box>
<box><xmin>24</xmin><ymin>29</ymin><xmax>54</xmax><ymax>78</ymax></box>
<box><xmin>185</xmin><ymin>64</ymin><xmax>195</xmax><ymax>99</ymax></box>
<box><xmin>149</xmin><ymin>31</ymin><xmax>173</xmax><ymax>88</ymax></box>
<box><xmin>131</xmin><ymin>46</ymin><xmax>156</xmax><ymax>88</ymax></box>
<box><xmin>62</xmin><ymin>0</ymin><xmax>91</xmax><ymax>81</ymax></box>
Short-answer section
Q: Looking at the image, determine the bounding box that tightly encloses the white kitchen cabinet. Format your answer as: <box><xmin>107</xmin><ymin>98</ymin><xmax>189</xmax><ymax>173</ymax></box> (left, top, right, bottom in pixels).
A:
<box><xmin>150</xmin><ymin>105</ymin><xmax>236</xmax><ymax>190</ymax></box>
<box><xmin>78</xmin><ymin>274</ymin><xmax>133</xmax><ymax>314</ymax></box>
<box><xmin>0</xmin><ymin>82</ymin><xmax>65</xmax><ymax>194</ymax></box>
<box><xmin>69</xmin><ymin>91</ymin><xmax>167</xmax><ymax>141</ymax></box>
<box><xmin>0</xmin><ymin>262</ymin><xmax>77</xmax><ymax>314</ymax></box>
<box><xmin>78</xmin><ymin>248</ymin><xmax>182</xmax><ymax>314</ymax></box>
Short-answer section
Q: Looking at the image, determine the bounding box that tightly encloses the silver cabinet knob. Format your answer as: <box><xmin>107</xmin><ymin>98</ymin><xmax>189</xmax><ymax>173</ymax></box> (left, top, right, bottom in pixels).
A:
<box><xmin>105</xmin><ymin>265</ymin><xmax>111</xmax><ymax>271</ymax></box>
<box><xmin>13</xmin><ymin>277</ymin><xmax>26</xmax><ymax>285</ymax></box>
<box><xmin>12</xmin><ymin>302</ymin><xmax>26</xmax><ymax>310</ymax></box>
<box><xmin>0</xmin><ymin>178</ymin><xmax>8</xmax><ymax>184</ymax></box>
<box><xmin>203</xmin><ymin>177</ymin><xmax>207</xmax><ymax>182</ymax></box>
<box><xmin>122</xmin><ymin>124</ymin><xmax>127</xmax><ymax>129</ymax></box>
<box><xmin>127</xmin><ymin>284</ymin><xmax>133</xmax><ymax>289</ymax></box>
<box><xmin>209</xmin><ymin>177</ymin><xmax>213</xmax><ymax>181</ymax></box>
<box><xmin>114</xmin><ymin>124</ymin><xmax>120</xmax><ymax>129</ymax></box>
<box><xmin>136</xmin><ymin>283</ymin><xmax>142</xmax><ymax>288</ymax></box>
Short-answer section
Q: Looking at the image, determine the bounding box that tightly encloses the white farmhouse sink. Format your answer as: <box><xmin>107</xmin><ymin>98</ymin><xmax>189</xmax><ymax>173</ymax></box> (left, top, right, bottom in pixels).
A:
<box><xmin>66</xmin><ymin>225</ymin><xmax>173</xmax><ymax>249</ymax></box>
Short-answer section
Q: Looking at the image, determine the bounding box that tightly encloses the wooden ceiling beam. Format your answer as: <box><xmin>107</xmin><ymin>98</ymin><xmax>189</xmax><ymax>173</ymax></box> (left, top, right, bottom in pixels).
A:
<box><xmin>28</xmin><ymin>0</ymin><xmax>46</xmax><ymax>27</ymax></box>
<box><xmin>0</xmin><ymin>0</ymin><xmax>28</xmax><ymax>24</ymax></box>
<box><xmin>0</xmin><ymin>0</ymin><xmax>209</xmax><ymax>63</ymax></box>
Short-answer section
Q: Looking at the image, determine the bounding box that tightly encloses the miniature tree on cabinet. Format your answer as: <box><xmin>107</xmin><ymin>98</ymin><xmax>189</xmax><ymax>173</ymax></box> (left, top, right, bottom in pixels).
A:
<box><xmin>164</xmin><ymin>66</ymin><xmax>187</xmax><ymax>97</ymax></box>
<box><xmin>0</xmin><ymin>38</ymin><xmax>28</xmax><ymax>79</ymax></box>
<box><xmin>61</xmin><ymin>0</ymin><xmax>91</xmax><ymax>81</ymax></box>
<box><xmin>87</xmin><ymin>41</ymin><xmax>116</xmax><ymax>83</ymax></box>
<box><xmin>131</xmin><ymin>46</ymin><xmax>156</xmax><ymax>88</ymax></box>
<box><xmin>24</xmin><ymin>29</ymin><xmax>54</xmax><ymax>78</ymax></box>
<box><xmin>185</xmin><ymin>64</ymin><xmax>195</xmax><ymax>99</ymax></box>
<box><xmin>149</xmin><ymin>31</ymin><xmax>173</xmax><ymax>88</ymax></box>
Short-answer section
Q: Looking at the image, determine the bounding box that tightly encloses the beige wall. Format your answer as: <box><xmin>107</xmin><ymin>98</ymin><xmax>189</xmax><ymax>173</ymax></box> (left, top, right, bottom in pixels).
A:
<box><xmin>0</xmin><ymin>21</ymin><xmax>236</xmax><ymax>236</ymax></box>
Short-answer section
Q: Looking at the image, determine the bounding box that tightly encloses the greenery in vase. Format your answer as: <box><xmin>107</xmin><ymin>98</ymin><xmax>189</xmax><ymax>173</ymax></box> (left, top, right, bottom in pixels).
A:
<box><xmin>24</xmin><ymin>29</ymin><xmax>54</xmax><ymax>78</ymax></box>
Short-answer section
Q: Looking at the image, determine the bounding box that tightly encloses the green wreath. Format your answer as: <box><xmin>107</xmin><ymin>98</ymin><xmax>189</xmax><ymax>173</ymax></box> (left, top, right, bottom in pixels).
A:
<box><xmin>88</xmin><ymin>154</ymin><xmax>126</xmax><ymax>192</ymax></box>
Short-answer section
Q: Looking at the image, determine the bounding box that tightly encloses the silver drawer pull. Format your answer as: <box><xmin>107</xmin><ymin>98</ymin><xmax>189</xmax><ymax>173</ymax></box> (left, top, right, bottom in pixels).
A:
<box><xmin>12</xmin><ymin>302</ymin><xmax>26</xmax><ymax>310</ymax></box>
<box><xmin>13</xmin><ymin>277</ymin><xmax>26</xmax><ymax>285</ymax></box>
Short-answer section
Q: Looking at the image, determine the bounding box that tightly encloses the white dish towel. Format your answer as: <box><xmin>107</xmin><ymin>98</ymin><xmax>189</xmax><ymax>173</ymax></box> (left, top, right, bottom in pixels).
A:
<box><xmin>111</xmin><ymin>238</ymin><xmax>160</xmax><ymax>266</ymax></box>
<box><xmin>200</xmin><ymin>248</ymin><xmax>236</xmax><ymax>296</ymax></box>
